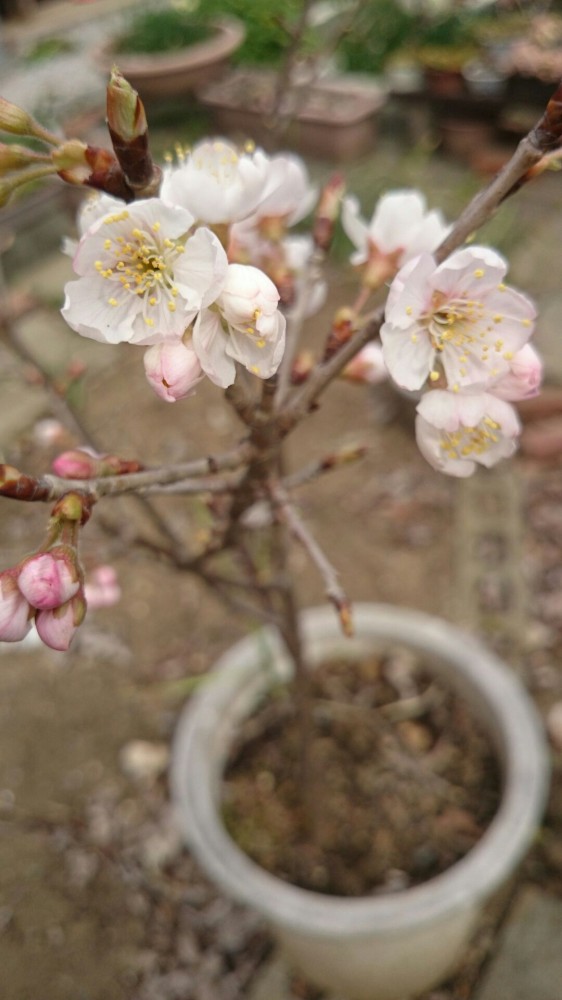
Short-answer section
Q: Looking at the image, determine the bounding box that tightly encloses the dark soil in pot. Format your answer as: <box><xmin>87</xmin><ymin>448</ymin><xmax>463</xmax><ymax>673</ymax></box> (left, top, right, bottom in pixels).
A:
<box><xmin>222</xmin><ymin>649</ymin><xmax>501</xmax><ymax>897</ymax></box>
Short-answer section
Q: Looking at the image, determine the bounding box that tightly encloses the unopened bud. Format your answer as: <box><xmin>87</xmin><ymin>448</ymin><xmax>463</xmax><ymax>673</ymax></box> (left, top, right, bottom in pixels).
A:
<box><xmin>52</xmin><ymin>450</ymin><xmax>143</xmax><ymax>480</ymax></box>
<box><xmin>342</xmin><ymin>343</ymin><xmax>388</xmax><ymax>386</ymax></box>
<box><xmin>0</xmin><ymin>164</ymin><xmax>58</xmax><ymax>206</ymax></box>
<box><xmin>35</xmin><ymin>589</ymin><xmax>86</xmax><ymax>651</ymax></box>
<box><xmin>106</xmin><ymin>68</ymin><xmax>158</xmax><ymax>193</ymax></box>
<box><xmin>0</xmin><ymin>569</ymin><xmax>33</xmax><ymax>642</ymax></box>
<box><xmin>107</xmin><ymin>68</ymin><xmax>147</xmax><ymax>143</ymax></box>
<box><xmin>0</xmin><ymin>465</ymin><xmax>23</xmax><ymax>490</ymax></box>
<box><xmin>313</xmin><ymin>173</ymin><xmax>345</xmax><ymax>252</ymax></box>
<box><xmin>0</xmin><ymin>97</ymin><xmax>35</xmax><ymax>136</ymax></box>
<box><xmin>84</xmin><ymin>565</ymin><xmax>121</xmax><ymax>610</ymax></box>
<box><xmin>323</xmin><ymin>307</ymin><xmax>356</xmax><ymax>362</ymax></box>
<box><xmin>52</xmin><ymin>450</ymin><xmax>99</xmax><ymax>480</ymax></box>
<box><xmin>0</xmin><ymin>97</ymin><xmax>60</xmax><ymax>146</ymax></box>
<box><xmin>0</xmin><ymin>142</ymin><xmax>49</xmax><ymax>171</ymax></box>
<box><xmin>52</xmin><ymin>492</ymin><xmax>89</xmax><ymax>523</ymax></box>
<box><xmin>291</xmin><ymin>350</ymin><xmax>315</xmax><ymax>385</ymax></box>
<box><xmin>18</xmin><ymin>546</ymin><xmax>81</xmax><ymax>611</ymax></box>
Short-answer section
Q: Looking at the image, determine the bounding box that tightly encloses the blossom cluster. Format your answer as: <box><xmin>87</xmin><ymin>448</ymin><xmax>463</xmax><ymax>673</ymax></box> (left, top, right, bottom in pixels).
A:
<box><xmin>0</xmin><ymin>547</ymin><xmax>85</xmax><ymax>650</ymax></box>
<box><xmin>340</xmin><ymin>189</ymin><xmax>541</xmax><ymax>477</ymax></box>
<box><xmin>62</xmin><ymin>140</ymin><xmax>319</xmax><ymax>401</ymax></box>
<box><xmin>61</xmin><ymin>137</ymin><xmax>542</xmax><ymax>479</ymax></box>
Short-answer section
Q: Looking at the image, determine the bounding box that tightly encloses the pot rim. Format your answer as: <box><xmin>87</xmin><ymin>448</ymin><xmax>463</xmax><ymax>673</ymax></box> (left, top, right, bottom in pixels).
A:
<box><xmin>98</xmin><ymin>16</ymin><xmax>246</xmax><ymax>78</ymax></box>
<box><xmin>171</xmin><ymin>603</ymin><xmax>549</xmax><ymax>937</ymax></box>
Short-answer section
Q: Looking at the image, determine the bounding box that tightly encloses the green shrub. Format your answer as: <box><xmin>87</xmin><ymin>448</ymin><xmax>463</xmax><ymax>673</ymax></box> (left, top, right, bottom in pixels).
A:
<box><xmin>115</xmin><ymin>8</ymin><xmax>213</xmax><ymax>55</ymax></box>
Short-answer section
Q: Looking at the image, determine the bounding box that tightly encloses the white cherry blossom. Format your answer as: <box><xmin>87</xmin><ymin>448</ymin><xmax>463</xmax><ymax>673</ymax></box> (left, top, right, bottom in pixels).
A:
<box><xmin>381</xmin><ymin>246</ymin><xmax>536</xmax><ymax>393</ymax></box>
<box><xmin>193</xmin><ymin>264</ymin><xmax>286</xmax><ymax>387</ymax></box>
<box><xmin>342</xmin><ymin>189</ymin><xmax>449</xmax><ymax>267</ymax></box>
<box><xmin>230</xmin><ymin>153</ymin><xmax>317</xmax><ymax>247</ymax></box>
<box><xmin>161</xmin><ymin>139</ymin><xmax>271</xmax><ymax>225</ymax></box>
<box><xmin>415</xmin><ymin>389</ymin><xmax>521</xmax><ymax>478</ymax></box>
<box><xmin>62</xmin><ymin>199</ymin><xmax>228</xmax><ymax>347</ymax></box>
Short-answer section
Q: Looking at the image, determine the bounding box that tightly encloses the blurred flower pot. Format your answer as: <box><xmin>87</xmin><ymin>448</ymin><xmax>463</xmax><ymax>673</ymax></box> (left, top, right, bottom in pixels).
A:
<box><xmin>98</xmin><ymin>17</ymin><xmax>246</xmax><ymax>104</ymax></box>
<box><xmin>172</xmin><ymin>604</ymin><xmax>549</xmax><ymax>1000</ymax></box>
<box><xmin>199</xmin><ymin>68</ymin><xmax>387</xmax><ymax>162</ymax></box>
<box><xmin>438</xmin><ymin>118</ymin><xmax>496</xmax><ymax>160</ymax></box>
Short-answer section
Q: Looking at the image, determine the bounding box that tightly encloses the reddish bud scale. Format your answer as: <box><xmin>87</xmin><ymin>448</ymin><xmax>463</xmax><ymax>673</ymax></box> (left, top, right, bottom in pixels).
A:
<box><xmin>291</xmin><ymin>351</ymin><xmax>315</xmax><ymax>385</ymax></box>
<box><xmin>534</xmin><ymin>79</ymin><xmax>562</xmax><ymax>152</ymax></box>
<box><xmin>322</xmin><ymin>308</ymin><xmax>355</xmax><ymax>363</ymax></box>
<box><xmin>0</xmin><ymin>465</ymin><xmax>51</xmax><ymax>501</ymax></box>
<box><xmin>51</xmin><ymin>492</ymin><xmax>91</xmax><ymax>524</ymax></box>
<box><xmin>79</xmin><ymin>145</ymin><xmax>134</xmax><ymax>202</ymax></box>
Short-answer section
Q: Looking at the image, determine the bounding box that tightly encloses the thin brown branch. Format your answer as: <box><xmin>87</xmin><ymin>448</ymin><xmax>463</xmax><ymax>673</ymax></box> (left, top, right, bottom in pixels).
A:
<box><xmin>280</xmin><ymin>306</ymin><xmax>384</xmax><ymax>434</ymax></box>
<box><xmin>272</xmin><ymin>483</ymin><xmax>352</xmax><ymax>636</ymax></box>
<box><xmin>0</xmin><ymin>443</ymin><xmax>254</xmax><ymax>504</ymax></box>
<box><xmin>436</xmin><ymin>85</ymin><xmax>562</xmax><ymax>263</ymax></box>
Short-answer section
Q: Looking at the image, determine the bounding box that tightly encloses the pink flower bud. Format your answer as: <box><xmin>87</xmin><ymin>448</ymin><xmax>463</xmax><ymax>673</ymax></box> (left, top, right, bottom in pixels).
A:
<box><xmin>491</xmin><ymin>344</ymin><xmax>543</xmax><ymax>402</ymax></box>
<box><xmin>143</xmin><ymin>341</ymin><xmax>204</xmax><ymax>402</ymax></box>
<box><xmin>18</xmin><ymin>548</ymin><xmax>80</xmax><ymax>611</ymax></box>
<box><xmin>35</xmin><ymin>591</ymin><xmax>86</xmax><ymax>652</ymax></box>
<box><xmin>0</xmin><ymin>570</ymin><xmax>33</xmax><ymax>642</ymax></box>
<box><xmin>84</xmin><ymin>565</ymin><xmax>121</xmax><ymax>610</ymax></box>
<box><xmin>52</xmin><ymin>449</ymin><xmax>99</xmax><ymax>479</ymax></box>
<box><xmin>343</xmin><ymin>344</ymin><xmax>388</xmax><ymax>386</ymax></box>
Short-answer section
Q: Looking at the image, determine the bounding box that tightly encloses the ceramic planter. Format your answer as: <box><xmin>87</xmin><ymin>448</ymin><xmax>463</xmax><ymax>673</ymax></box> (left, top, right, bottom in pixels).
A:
<box><xmin>199</xmin><ymin>69</ymin><xmax>387</xmax><ymax>162</ymax></box>
<box><xmin>171</xmin><ymin>604</ymin><xmax>549</xmax><ymax>1000</ymax></box>
<box><xmin>98</xmin><ymin>17</ymin><xmax>245</xmax><ymax>103</ymax></box>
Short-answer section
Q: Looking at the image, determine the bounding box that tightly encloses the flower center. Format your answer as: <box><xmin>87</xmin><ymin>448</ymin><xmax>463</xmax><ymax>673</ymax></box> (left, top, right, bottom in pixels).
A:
<box><xmin>439</xmin><ymin>416</ymin><xmax>501</xmax><ymax>460</ymax></box>
<box><xmin>193</xmin><ymin>141</ymin><xmax>240</xmax><ymax>184</ymax></box>
<box><xmin>94</xmin><ymin>212</ymin><xmax>184</xmax><ymax>326</ymax></box>
<box><xmin>425</xmin><ymin>292</ymin><xmax>485</xmax><ymax>352</ymax></box>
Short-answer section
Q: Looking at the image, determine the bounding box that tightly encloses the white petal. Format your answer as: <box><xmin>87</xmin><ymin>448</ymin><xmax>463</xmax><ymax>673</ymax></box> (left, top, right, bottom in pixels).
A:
<box><xmin>380</xmin><ymin>321</ymin><xmax>434</xmax><ymax>391</ymax></box>
<box><xmin>192</xmin><ymin>309</ymin><xmax>236</xmax><ymax>387</ymax></box>
<box><xmin>341</xmin><ymin>195</ymin><xmax>369</xmax><ymax>256</ymax></box>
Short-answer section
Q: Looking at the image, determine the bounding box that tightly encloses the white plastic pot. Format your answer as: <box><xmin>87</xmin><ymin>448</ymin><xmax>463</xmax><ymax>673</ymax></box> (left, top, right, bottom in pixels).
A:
<box><xmin>171</xmin><ymin>604</ymin><xmax>549</xmax><ymax>1000</ymax></box>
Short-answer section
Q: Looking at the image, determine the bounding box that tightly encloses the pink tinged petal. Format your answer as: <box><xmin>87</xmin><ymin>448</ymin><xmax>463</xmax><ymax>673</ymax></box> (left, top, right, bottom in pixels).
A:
<box><xmin>380</xmin><ymin>320</ymin><xmax>434</xmax><ymax>391</ymax></box>
<box><xmin>143</xmin><ymin>341</ymin><xmax>204</xmax><ymax>402</ymax></box>
<box><xmin>35</xmin><ymin>592</ymin><xmax>86</xmax><ymax>651</ymax></box>
<box><xmin>492</xmin><ymin>344</ymin><xmax>543</xmax><ymax>401</ymax></box>
<box><xmin>384</xmin><ymin>254</ymin><xmax>436</xmax><ymax>329</ymax></box>
<box><xmin>0</xmin><ymin>572</ymin><xmax>32</xmax><ymax>642</ymax></box>
<box><xmin>84</xmin><ymin>566</ymin><xmax>121</xmax><ymax>610</ymax></box>
<box><xmin>18</xmin><ymin>550</ymin><xmax>80</xmax><ymax>611</ymax></box>
<box><xmin>192</xmin><ymin>309</ymin><xmax>236</xmax><ymax>388</ymax></box>
<box><xmin>344</xmin><ymin>343</ymin><xmax>388</xmax><ymax>385</ymax></box>
<box><xmin>415</xmin><ymin>390</ymin><xmax>520</xmax><ymax>477</ymax></box>
<box><xmin>430</xmin><ymin>246</ymin><xmax>507</xmax><ymax>300</ymax></box>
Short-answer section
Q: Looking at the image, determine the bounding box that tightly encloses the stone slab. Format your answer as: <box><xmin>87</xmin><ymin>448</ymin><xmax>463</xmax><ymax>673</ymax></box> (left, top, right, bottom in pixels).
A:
<box><xmin>475</xmin><ymin>886</ymin><xmax>562</xmax><ymax>1000</ymax></box>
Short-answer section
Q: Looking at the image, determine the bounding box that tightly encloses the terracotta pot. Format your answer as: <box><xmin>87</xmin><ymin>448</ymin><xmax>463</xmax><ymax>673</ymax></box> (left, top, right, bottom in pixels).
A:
<box><xmin>97</xmin><ymin>17</ymin><xmax>245</xmax><ymax>103</ymax></box>
<box><xmin>438</xmin><ymin>118</ymin><xmax>496</xmax><ymax>159</ymax></box>
<box><xmin>199</xmin><ymin>68</ymin><xmax>387</xmax><ymax>162</ymax></box>
<box><xmin>172</xmin><ymin>604</ymin><xmax>549</xmax><ymax>1000</ymax></box>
